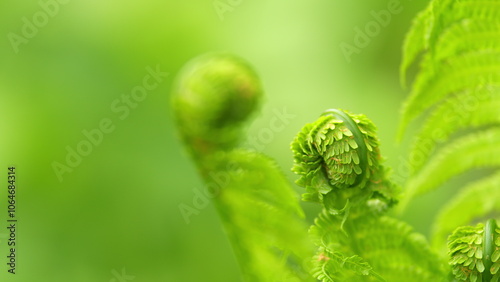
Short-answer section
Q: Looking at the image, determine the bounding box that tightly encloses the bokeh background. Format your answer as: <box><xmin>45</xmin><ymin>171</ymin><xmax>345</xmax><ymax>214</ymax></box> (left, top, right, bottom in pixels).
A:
<box><xmin>0</xmin><ymin>1</ymin><xmax>455</xmax><ymax>281</ymax></box>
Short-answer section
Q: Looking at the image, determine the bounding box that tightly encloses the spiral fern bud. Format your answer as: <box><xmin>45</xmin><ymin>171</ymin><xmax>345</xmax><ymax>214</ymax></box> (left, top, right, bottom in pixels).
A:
<box><xmin>291</xmin><ymin>109</ymin><xmax>396</xmax><ymax>212</ymax></box>
<box><xmin>448</xmin><ymin>219</ymin><xmax>500</xmax><ymax>281</ymax></box>
<box><xmin>172</xmin><ymin>53</ymin><xmax>263</xmax><ymax>156</ymax></box>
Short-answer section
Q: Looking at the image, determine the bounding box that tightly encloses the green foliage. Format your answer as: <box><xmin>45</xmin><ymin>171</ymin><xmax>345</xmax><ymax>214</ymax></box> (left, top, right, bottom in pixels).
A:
<box><xmin>291</xmin><ymin>109</ymin><xmax>398</xmax><ymax>213</ymax></box>
<box><xmin>404</xmin><ymin>128</ymin><xmax>500</xmax><ymax>202</ymax></box>
<box><xmin>399</xmin><ymin>0</ymin><xmax>500</xmax><ymax>262</ymax></box>
<box><xmin>291</xmin><ymin>110</ymin><xmax>444</xmax><ymax>281</ymax></box>
<box><xmin>207</xmin><ymin>150</ymin><xmax>313</xmax><ymax>281</ymax></box>
<box><xmin>172</xmin><ymin>53</ymin><xmax>263</xmax><ymax>158</ymax></box>
<box><xmin>173</xmin><ymin>0</ymin><xmax>500</xmax><ymax>281</ymax></box>
<box><xmin>172</xmin><ymin>53</ymin><xmax>313</xmax><ymax>281</ymax></box>
<box><xmin>399</xmin><ymin>0</ymin><xmax>500</xmax><ymax>140</ymax></box>
<box><xmin>400</xmin><ymin>1</ymin><xmax>500</xmax><ymax>123</ymax></box>
<box><xmin>448</xmin><ymin>220</ymin><xmax>500</xmax><ymax>281</ymax></box>
<box><xmin>309</xmin><ymin>211</ymin><xmax>445</xmax><ymax>281</ymax></box>
<box><xmin>409</xmin><ymin>86</ymin><xmax>500</xmax><ymax>173</ymax></box>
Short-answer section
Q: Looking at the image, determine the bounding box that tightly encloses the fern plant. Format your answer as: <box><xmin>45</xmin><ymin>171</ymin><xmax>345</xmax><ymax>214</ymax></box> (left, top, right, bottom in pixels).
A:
<box><xmin>172</xmin><ymin>53</ymin><xmax>313</xmax><ymax>281</ymax></box>
<box><xmin>172</xmin><ymin>0</ymin><xmax>500</xmax><ymax>281</ymax></box>
<box><xmin>398</xmin><ymin>0</ymin><xmax>500</xmax><ymax>257</ymax></box>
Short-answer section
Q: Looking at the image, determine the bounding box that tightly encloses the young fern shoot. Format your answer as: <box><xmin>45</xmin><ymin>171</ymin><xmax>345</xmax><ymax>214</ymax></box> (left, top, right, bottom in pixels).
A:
<box><xmin>291</xmin><ymin>109</ymin><xmax>445</xmax><ymax>281</ymax></box>
<box><xmin>172</xmin><ymin>53</ymin><xmax>313</xmax><ymax>281</ymax></box>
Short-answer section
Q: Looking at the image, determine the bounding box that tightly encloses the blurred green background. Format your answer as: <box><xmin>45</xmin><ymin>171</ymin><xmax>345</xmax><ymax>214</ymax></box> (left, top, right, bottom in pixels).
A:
<box><xmin>0</xmin><ymin>0</ymin><xmax>454</xmax><ymax>281</ymax></box>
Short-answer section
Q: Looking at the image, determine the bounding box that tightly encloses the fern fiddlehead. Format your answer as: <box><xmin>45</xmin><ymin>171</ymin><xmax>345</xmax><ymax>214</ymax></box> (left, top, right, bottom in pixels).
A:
<box><xmin>292</xmin><ymin>110</ymin><xmax>445</xmax><ymax>281</ymax></box>
<box><xmin>172</xmin><ymin>53</ymin><xmax>263</xmax><ymax>159</ymax></box>
<box><xmin>291</xmin><ymin>109</ymin><xmax>397</xmax><ymax>214</ymax></box>
<box><xmin>321</xmin><ymin>109</ymin><xmax>369</xmax><ymax>188</ymax></box>
<box><xmin>172</xmin><ymin>53</ymin><xmax>313</xmax><ymax>281</ymax></box>
<box><xmin>448</xmin><ymin>219</ymin><xmax>500</xmax><ymax>281</ymax></box>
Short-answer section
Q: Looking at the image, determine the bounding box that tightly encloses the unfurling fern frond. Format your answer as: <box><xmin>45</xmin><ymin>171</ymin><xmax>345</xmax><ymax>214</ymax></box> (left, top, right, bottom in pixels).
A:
<box><xmin>172</xmin><ymin>53</ymin><xmax>263</xmax><ymax>158</ymax></box>
<box><xmin>409</xmin><ymin>85</ymin><xmax>500</xmax><ymax>173</ymax></box>
<box><xmin>399</xmin><ymin>0</ymin><xmax>500</xmax><ymax>251</ymax></box>
<box><xmin>206</xmin><ymin>150</ymin><xmax>314</xmax><ymax>281</ymax></box>
<box><xmin>291</xmin><ymin>109</ymin><xmax>398</xmax><ymax>214</ymax></box>
<box><xmin>172</xmin><ymin>53</ymin><xmax>313</xmax><ymax>281</ymax></box>
<box><xmin>404</xmin><ymin>128</ymin><xmax>500</xmax><ymax>201</ymax></box>
<box><xmin>291</xmin><ymin>110</ymin><xmax>447</xmax><ymax>281</ymax></box>
<box><xmin>448</xmin><ymin>219</ymin><xmax>500</xmax><ymax>281</ymax></box>
<box><xmin>399</xmin><ymin>0</ymin><xmax>500</xmax><ymax>139</ymax></box>
<box><xmin>173</xmin><ymin>1</ymin><xmax>500</xmax><ymax>280</ymax></box>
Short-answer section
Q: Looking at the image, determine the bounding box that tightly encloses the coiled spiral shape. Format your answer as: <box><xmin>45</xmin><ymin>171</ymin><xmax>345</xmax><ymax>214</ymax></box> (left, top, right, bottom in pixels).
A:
<box><xmin>449</xmin><ymin>219</ymin><xmax>500</xmax><ymax>282</ymax></box>
<box><xmin>172</xmin><ymin>53</ymin><xmax>263</xmax><ymax>157</ymax></box>
<box><xmin>291</xmin><ymin>109</ymin><xmax>394</xmax><ymax>212</ymax></box>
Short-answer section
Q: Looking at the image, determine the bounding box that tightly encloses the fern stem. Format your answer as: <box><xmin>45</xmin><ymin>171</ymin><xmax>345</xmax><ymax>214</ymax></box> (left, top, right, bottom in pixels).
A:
<box><xmin>369</xmin><ymin>270</ymin><xmax>387</xmax><ymax>282</ymax></box>
<box><xmin>483</xmin><ymin>219</ymin><xmax>497</xmax><ymax>281</ymax></box>
<box><xmin>322</xmin><ymin>109</ymin><xmax>368</xmax><ymax>187</ymax></box>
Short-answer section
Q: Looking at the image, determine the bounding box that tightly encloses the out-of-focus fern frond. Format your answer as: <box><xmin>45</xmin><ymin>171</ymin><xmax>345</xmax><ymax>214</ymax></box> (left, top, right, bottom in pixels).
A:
<box><xmin>173</xmin><ymin>53</ymin><xmax>314</xmax><ymax>281</ymax></box>
<box><xmin>291</xmin><ymin>109</ymin><xmax>398</xmax><ymax>214</ymax></box>
<box><xmin>207</xmin><ymin>150</ymin><xmax>314</xmax><ymax>281</ymax></box>
<box><xmin>402</xmin><ymin>128</ymin><xmax>500</xmax><ymax>206</ymax></box>
<box><xmin>309</xmin><ymin>211</ymin><xmax>446</xmax><ymax>281</ymax></box>
<box><xmin>398</xmin><ymin>1</ymin><xmax>500</xmax><ymax>241</ymax></box>
<box><xmin>291</xmin><ymin>110</ymin><xmax>445</xmax><ymax>281</ymax></box>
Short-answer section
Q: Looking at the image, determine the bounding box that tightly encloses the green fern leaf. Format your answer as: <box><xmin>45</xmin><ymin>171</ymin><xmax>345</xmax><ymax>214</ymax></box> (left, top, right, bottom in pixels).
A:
<box><xmin>400</xmin><ymin>8</ymin><xmax>432</xmax><ymax>87</ymax></box>
<box><xmin>402</xmin><ymin>128</ymin><xmax>500</xmax><ymax>208</ymax></box>
<box><xmin>291</xmin><ymin>109</ymin><xmax>398</xmax><ymax>214</ymax></box>
<box><xmin>173</xmin><ymin>53</ymin><xmax>314</xmax><ymax>281</ymax></box>
<box><xmin>409</xmin><ymin>86</ymin><xmax>500</xmax><ymax>173</ymax></box>
<box><xmin>207</xmin><ymin>149</ymin><xmax>314</xmax><ymax>281</ymax></box>
<box><xmin>399</xmin><ymin>51</ymin><xmax>500</xmax><ymax>136</ymax></box>
<box><xmin>399</xmin><ymin>0</ymin><xmax>500</xmax><ymax>136</ymax></box>
<box><xmin>399</xmin><ymin>1</ymin><xmax>500</xmax><ymax>223</ymax></box>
